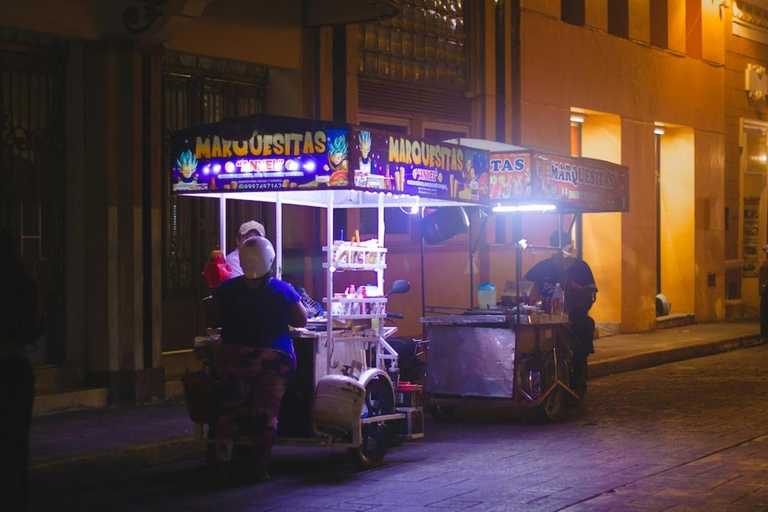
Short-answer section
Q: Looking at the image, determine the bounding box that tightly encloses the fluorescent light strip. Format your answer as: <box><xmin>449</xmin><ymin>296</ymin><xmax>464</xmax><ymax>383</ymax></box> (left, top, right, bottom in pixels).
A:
<box><xmin>493</xmin><ymin>204</ymin><xmax>557</xmax><ymax>213</ymax></box>
<box><xmin>654</xmin><ymin>127</ymin><xmax>665</xmax><ymax>135</ymax></box>
<box><xmin>570</xmin><ymin>115</ymin><xmax>585</xmax><ymax>123</ymax></box>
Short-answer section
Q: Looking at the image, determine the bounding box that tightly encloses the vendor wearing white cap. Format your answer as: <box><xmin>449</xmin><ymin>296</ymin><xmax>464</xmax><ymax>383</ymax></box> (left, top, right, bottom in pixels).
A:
<box><xmin>226</xmin><ymin>220</ymin><xmax>266</xmax><ymax>277</ymax></box>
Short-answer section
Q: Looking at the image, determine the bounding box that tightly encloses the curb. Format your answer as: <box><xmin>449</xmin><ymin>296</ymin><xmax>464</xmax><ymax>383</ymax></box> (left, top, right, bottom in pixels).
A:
<box><xmin>30</xmin><ymin>436</ymin><xmax>198</xmax><ymax>477</ymax></box>
<box><xmin>590</xmin><ymin>334</ymin><xmax>764</xmax><ymax>379</ymax></box>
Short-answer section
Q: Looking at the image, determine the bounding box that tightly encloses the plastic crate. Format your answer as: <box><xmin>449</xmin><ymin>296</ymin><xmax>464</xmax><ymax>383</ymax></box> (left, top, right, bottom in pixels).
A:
<box><xmin>396</xmin><ymin>382</ymin><xmax>422</xmax><ymax>408</ymax></box>
<box><xmin>395</xmin><ymin>406</ymin><xmax>424</xmax><ymax>439</ymax></box>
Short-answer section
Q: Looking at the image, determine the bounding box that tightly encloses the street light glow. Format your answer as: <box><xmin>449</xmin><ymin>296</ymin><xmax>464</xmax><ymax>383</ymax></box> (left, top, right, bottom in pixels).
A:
<box><xmin>492</xmin><ymin>204</ymin><xmax>557</xmax><ymax>213</ymax></box>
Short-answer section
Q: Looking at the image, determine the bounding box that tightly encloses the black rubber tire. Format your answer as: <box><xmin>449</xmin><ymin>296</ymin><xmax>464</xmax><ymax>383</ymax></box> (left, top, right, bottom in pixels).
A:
<box><xmin>535</xmin><ymin>351</ymin><xmax>567</xmax><ymax>422</ymax></box>
<box><xmin>428</xmin><ymin>405</ymin><xmax>457</xmax><ymax>422</ymax></box>
<box><xmin>347</xmin><ymin>378</ymin><xmax>394</xmax><ymax>469</ymax></box>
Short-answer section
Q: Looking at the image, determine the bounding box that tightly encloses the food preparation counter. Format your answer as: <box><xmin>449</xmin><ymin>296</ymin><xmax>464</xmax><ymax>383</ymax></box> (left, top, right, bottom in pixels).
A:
<box><xmin>421</xmin><ymin>314</ymin><xmax>569</xmax><ymax>399</ymax></box>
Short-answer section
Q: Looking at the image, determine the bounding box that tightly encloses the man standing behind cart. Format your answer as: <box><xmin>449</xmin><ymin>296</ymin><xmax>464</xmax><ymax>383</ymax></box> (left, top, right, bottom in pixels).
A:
<box><xmin>226</xmin><ymin>220</ymin><xmax>266</xmax><ymax>277</ymax></box>
<box><xmin>524</xmin><ymin>230</ymin><xmax>597</xmax><ymax>395</ymax></box>
<box><xmin>206</xmin><ymin>236</ymin><xmax>307</xmax><ymax>483</ymax></box>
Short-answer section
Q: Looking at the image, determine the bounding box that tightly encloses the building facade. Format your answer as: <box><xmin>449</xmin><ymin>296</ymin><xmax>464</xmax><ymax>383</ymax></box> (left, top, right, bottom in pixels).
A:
<box><xmin>1</xmin><ymin>0</ymin><xmax>759</xmax><ymax>409</ymax></box>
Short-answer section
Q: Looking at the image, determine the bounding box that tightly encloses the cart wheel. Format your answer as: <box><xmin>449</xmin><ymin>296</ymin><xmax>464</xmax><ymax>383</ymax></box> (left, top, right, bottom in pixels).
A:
<box><xmin>428</xmin><ymin>405</ymin><xmax>457</xmax><ymax>422</ymax></box>
<box><xmin>535</xmin><ymin>351</ymin><xmax>567</xmax><ymax>422</ymax></box>
<box><xmin>348</xmin><ymin>378</ymin><xmax>393</xmax><ymax>469</ymax></box>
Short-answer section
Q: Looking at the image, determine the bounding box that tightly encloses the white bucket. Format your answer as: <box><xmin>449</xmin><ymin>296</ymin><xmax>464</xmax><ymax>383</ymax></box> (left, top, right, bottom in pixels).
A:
<box><xmin>477</xmin><ymin>282</ymin><xmax>498</xmax><ymax>309</ymax></box>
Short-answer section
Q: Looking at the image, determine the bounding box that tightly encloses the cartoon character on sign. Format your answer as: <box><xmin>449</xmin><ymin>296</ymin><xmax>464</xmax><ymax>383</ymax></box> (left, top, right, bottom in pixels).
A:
<box><xmin>325</xmin><ymin>135</ymin><xmax>349</xmax><ymax>186</ymax></box>
<box><xmin>356</xmin><ymin>131</ymin><xmax>372</xmax><ymax>187</ymax></box>
<box><xmin>477</xmin><ymin>172</ymin><xmax>489</xmax><ymax>198</ymax></box>
<box><xmin>461</xmin><ymin>158</ymin><xmax>476</xmax><ymax>199</ymax></box>
<box><xmin>513</xmin><ymin>173</ymin><xmax>529</xmax><ymax>197</ymax></box>
<box><xmin>491</xmin><ymin>173</ymin><xmax>514</xmax><ymax>199</ymax></box>
<box><xmin>176</xmin><ymin>150</ymin><xmax>198</xmax><ymax>184</ymax></box>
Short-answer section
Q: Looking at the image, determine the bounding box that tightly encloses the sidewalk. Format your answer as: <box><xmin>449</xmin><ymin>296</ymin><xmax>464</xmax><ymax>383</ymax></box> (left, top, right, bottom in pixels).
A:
<box><xmin>29</xmin><ymin>320</ymin><xmax>762</xmax><ymax>471</ymax></box>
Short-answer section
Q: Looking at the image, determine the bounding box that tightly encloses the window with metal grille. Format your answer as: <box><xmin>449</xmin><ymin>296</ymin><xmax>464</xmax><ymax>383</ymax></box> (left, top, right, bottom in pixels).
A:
<box><xmin>357</xmin><ymin>0</ymin><xmax>467</xmax><ymax>91</ymax></box>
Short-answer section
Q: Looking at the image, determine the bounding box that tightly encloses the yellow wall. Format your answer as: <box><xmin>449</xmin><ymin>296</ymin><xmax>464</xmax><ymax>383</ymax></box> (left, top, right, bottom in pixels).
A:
<box><xmin>519</xmin><ymin>9</ymin><xmax>725</xmax><ymax>330</ymax></box>
<box><xmin>668</xmin><ymin>0</ymin><xmax>687</xmax><ymax>54</ymax></box>
<box><xmin>582</xmin><ymin>114</ymin><xmax>623</xmax><ymax>325</ymax></box>
<box><xmin>629</xmin><ymin>0</ymin><xmax>651</xmax><ymax>44</ymax></box>
<box><xmin>585</xmin><ymin>1</ymin><xmax>607</xmax><ymax>32</ymax></box>
<box><xmin>386</xmin><ymin>247</ymin><xmax>475</xmax><ymax>338</ymax></box>
<box><xmin>725</xmin><ymin>6</ymin><xmax>768</xmax><ymax>319</ymax></box>
<box><xmin>702</xmin><ymin>0</ymin><xmax>725</xmax><ymax>65</ymax></box>
<box><xmin>165</xmin><ymin>20</ymin><xmax>301</xmax><ymax>70</ymax></box>
<box><xmin>521</xmin><ymin>0</ymin><xmax>559</xmax><ymax>18</ymax></box>
<box><xmin>621</xmin><ymin>119</ymin><xmax>658</xmax><ymax>330</ymax></box>
<box><xmin>3</xmin><ymin>0</ymin><xmax>100</xmax><ymax>40</ymax></box>
<box><xmin>694</xmin><ymin>129</ymin><xmax>726</xmax><ymax>321</ymax></box>
<box><xmin>660</xmin><ymin>127</ymin><xmax>695</xmax><ymax>314</ymax></box>
<box><xmin>2</xmin><ymin>0</ymin><xmax>302</xmax><ymax>69</ymax></box>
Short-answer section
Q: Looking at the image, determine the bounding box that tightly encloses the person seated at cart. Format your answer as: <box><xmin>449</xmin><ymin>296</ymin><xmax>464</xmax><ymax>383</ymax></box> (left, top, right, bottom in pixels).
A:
<box><xmin>281</xmin><ymin>273</ymin><xmax>325</xmax><ymax>319</ymax></box>
<box><xmin>206</xmin><ymin>236</ymin><xmax>308</xmax><ymax>483</ymax></box>
<box><xmin>226</xmin><ymin>220</ymin><xmax>266</xmax><ymax>277</ymax></box>
<box><xmin>523</xmin><ymin>230</ymin><xmax>598</xmax><ymax>393</ymax></box>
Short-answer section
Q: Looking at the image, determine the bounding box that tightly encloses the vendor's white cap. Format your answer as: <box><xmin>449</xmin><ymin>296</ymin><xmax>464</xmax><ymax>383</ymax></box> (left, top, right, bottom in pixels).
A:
<box><xmin>239</xmin><ymin>236</ymin><xmax>275</xmax><ymax>279</ymax></box>
<box><xmin>238</xmin><ymin>220</ymin><xmax>266</xmax><ymax>238</ymax></box>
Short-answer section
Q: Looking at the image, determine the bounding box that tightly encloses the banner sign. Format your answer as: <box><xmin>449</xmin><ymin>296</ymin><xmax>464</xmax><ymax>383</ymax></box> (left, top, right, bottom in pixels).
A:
<box><xmin>170</xmin><ymin>115</ymin><xmax>626</xmax><ymax>212</ymax></box>
<box><xmin>171</xmin><ymin>115</ymin><xmax>351</xmax><ymax>193</ymax></box>
<box><xmin>489</xmin><ymin>150</ymin><xmax>629</xmax><ymax>212</ymax></box>
<box><xmin>349</xmin><ymin>128</ymin><xmax>490</xmax><ymax>203</ymax></box>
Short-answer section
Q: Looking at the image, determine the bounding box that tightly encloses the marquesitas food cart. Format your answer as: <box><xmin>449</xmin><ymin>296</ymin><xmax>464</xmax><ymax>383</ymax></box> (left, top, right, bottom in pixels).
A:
<box><xmin>422</xmin><ymin>142</ymin><xmax>629</xmax><ymax>422</ymax></box>
<box><xmin>171</xmin><ymin>114</ymin><xmax>489</xmax><ymax>467</ymax></box>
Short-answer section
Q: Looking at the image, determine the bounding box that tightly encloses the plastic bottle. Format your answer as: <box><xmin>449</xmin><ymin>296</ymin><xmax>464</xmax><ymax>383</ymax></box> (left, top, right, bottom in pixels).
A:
<box><xmin>477</xmin><ymin>282</ymin><xmax>497</xmax><ymax>309</ymax></box>
<box><xmin>203</xmin><ymin>250</ymin><xmax>232</xmax><ymax>289</ymax></box>
<box><xmin>552</xmin><ymin>283</ymin><xmax>564</xmax><ymax>315</ymax></box>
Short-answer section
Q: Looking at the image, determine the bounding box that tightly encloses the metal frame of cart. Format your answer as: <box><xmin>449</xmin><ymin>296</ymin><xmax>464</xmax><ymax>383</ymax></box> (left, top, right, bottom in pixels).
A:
<box><xmin>171</xmin><ymin>115</ymin><xmax>489</xmax><ymax>466</ymax></box>
<box><xmin>421</xmin><ymin>139</ymin><xmax>630</xmax><ymax>422</ymax></box>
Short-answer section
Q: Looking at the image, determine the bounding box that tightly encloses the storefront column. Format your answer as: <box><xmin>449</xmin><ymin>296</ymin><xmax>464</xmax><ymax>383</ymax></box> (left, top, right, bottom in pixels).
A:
<box><xmin>620</xmin><ymin>119</ymin><xmax>657</xmax><ymax>332</ymax></box>
<box><xmin>82</xmin><ymin>39</ymin><xmax>164</xmax><ymax>405</ymax></box>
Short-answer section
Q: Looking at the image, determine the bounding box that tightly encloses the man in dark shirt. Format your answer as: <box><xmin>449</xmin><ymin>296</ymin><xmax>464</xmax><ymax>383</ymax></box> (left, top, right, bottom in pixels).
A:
<box><xmin>0</xmin><ymin>227</ymin><xmax>37</xmax><ymax>510</ymax></box>
<box><xmin>524</xmin><ymin>230</ymin><xmax>597</xmax><ymax>395</ymax></box>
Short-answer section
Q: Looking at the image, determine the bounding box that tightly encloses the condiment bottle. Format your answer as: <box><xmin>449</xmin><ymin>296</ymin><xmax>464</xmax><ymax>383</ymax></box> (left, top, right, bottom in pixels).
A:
<box><xmin>203</xmin><ymin>250</ymin><xmax>232</xmax><ymax>289</ymax></box>
<box><xmin>552</xmin><ymin>283</ymin><xmax>565</xmax><ymax>315</ymax></box>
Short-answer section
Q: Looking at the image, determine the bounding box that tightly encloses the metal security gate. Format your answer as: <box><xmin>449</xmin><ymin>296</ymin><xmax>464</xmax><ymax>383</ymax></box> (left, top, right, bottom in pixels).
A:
<box><xmin>0</xmin><ymin>42</ymin><xmax>67</xmax><ymax>365</ymax></box>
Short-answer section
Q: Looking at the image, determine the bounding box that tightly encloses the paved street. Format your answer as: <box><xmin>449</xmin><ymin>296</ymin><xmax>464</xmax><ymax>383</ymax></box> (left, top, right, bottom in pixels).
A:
<box><xmin>31</xmin><ymin>345</ymin><xmax>768</xmax><ymax>511</ymax></box>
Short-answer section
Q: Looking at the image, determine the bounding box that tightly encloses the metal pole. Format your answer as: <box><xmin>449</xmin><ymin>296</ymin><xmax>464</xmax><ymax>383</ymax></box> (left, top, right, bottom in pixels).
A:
<box><xmin>514</xmin><ymin>213</ymin><xmax>522</xmax><ymax>325</ymax></box>
<box><xmin>326</xmin><ymin>193</ymin><xmax>334</xmax><ymax>367</ymax></box>
<box><xmin>420</xmin><ymin>209</ymin><xmax>426</xmax><ymax>321</ymax></box>
<box><xmin>276</xmin><ymin>194</ymin><xmax>283</xmax><ymax>279</ymax></box>
<box><xmin>378</xmin><ymin>193</ymin><xmax>385</xmax><ymax>293</ymax></box>
<box><xmin>469</xmin><ymin>211</ymin><xmax>474</xmax><ymax>308</ymax></box>
<box><xmin>219</xmin><ymin>194</ymin><xmax>227</xmax><ymax>254</ymax></box>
